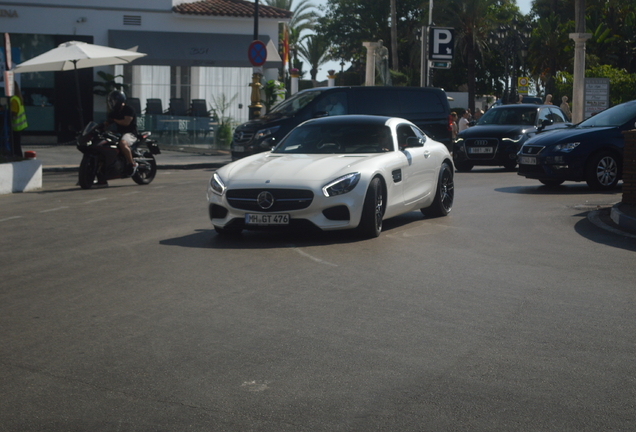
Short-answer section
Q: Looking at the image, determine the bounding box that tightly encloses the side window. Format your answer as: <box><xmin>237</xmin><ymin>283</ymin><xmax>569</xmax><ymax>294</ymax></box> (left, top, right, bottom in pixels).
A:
<box><xmin>315</xmin><ymin>92</ymin><xmax>348</xmax><ymax>116</ymax></box>
<box><xmin>410</xmin><ymin>125</ymin><xmax>427</xmax><ymax>143</ymax></box>
<box><xmin>396</xmin><ymin>124</ymin><xmax>416</xmax><ymax>148</ymax></box>
<box><xmin>549</xmin><ymin>108</ymin><xmax>566</xmax><ymax>123</ymax></box>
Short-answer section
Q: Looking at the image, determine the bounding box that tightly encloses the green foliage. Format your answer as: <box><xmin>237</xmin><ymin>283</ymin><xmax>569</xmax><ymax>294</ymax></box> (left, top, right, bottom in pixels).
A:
<box><xmin>554</xmin><ymin>65</ymin><xmax>636</xmax><ymax>106</ymax></box>
<box><xmin>93</xmin><ymin>71</ymin><xmax>129</xmax><ymax>96</ymax></box>
<box><xmin>297</xmin><ymin>34</ymin><xmax>331</xmax><ymax>81</ymax></box>
<box><xmin>262</xmin><ymin>80</ymin><xmax>286</xmax><ymax>113</ymax></box>
<box><xmin>209</xmin><ymin>93</ymin><xmax>238</xmax><ymax>147</ymax></box>
<box><xmin>93</xmin><ymin>71</ymin><xmax>129</xmax><ymax>112</ymax></box>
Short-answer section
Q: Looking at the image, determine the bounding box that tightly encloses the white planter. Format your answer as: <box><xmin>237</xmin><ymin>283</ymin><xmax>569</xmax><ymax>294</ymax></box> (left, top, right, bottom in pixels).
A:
<box><xmin>0</xmin><ymin>159</ymin><xmax>43</xmax><ymax>194</ymax></box>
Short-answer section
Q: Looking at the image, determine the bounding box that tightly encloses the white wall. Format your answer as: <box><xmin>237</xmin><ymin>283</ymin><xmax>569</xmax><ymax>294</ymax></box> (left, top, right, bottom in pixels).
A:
<box><xmin>3</xmin><ymin>0</ymin><xmax>283</xmax><ymax>122</ymax></box>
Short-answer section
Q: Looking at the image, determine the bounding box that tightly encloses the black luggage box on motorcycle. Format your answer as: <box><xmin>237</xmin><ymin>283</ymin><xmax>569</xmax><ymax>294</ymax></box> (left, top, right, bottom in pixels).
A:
<box><xmin>147</xmin><ymin>141</ymin><xmax>161</xmax><ymax>155</ymax></box>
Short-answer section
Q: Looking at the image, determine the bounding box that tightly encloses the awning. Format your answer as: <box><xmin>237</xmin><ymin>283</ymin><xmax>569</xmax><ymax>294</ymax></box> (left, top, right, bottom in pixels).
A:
<box><xmin>109</xmin><ymin>30</ymin><xmax>282</xmax><ymax>68</ymax></box>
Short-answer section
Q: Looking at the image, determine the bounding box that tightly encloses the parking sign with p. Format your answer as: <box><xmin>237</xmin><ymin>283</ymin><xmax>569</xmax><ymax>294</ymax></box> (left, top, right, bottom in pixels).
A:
<box><xmin>429</xmin><ymin>27</ymin><xmax>454</xmax><ymax>60</ymax></box>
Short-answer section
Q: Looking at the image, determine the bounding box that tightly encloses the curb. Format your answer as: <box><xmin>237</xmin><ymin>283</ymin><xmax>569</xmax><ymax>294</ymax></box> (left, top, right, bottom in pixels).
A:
<box><xmin>588</xmin><ymin>208</ymin><xmax>636</xmax><ymax>239</ymax></box>
<box><xmin>42</xmin><ymin>162</ymin><xmax>229</xmax><ymax>173</ymax></box>
<box><xmin>610</xmin><ymin>203</ymin><xmax>636</xmax><ymax>234</ymax></box>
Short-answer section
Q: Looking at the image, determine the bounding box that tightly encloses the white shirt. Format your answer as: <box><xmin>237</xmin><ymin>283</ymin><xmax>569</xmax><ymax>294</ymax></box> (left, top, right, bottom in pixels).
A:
<box><xmin>458</xmin><ymin>117</ymin><xmax>470</xmax><ymax>132</ymax></box>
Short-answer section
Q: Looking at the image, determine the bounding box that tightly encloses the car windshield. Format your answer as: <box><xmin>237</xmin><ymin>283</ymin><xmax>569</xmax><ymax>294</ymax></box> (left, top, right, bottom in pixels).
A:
<box><xmin>273</xmin><ymin>123</ymin><xmax>393</xmax><ymax>154</ymax></box>
<box><xmin>478</xmin><ymin>107</ymin><xmax>537</xmax><ymax>126</ymax></box>
<box><xmin>268</xmin><ymin>89</ymin><xmax>325</xmax><ymax>117</ymax></box>
<box><xmin>578</xmin><ymin>102</ymin><xmax>636</xmax><ymax>128</ymax></box>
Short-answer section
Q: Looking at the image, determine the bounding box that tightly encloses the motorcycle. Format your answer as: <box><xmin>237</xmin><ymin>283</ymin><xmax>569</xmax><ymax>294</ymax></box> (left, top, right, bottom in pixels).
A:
<box><xmin>76</xmin><ymin>122</ymin><xmax>161</xmax><ymax>189</ymax></box>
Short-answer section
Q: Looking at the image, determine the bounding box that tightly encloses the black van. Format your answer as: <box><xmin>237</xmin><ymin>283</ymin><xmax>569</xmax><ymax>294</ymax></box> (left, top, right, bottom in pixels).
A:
<box><xmin>230</xmin><ymin>86</ymin><xmax>452</xmax><ymax>160</ymax></box>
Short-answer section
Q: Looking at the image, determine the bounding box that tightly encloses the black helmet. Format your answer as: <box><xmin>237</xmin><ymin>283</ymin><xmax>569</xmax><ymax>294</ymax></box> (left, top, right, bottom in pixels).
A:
<box><xmin>108</xmin><ymin>90</ymin><xmax>126</xmax><ymax>111</ymax></box>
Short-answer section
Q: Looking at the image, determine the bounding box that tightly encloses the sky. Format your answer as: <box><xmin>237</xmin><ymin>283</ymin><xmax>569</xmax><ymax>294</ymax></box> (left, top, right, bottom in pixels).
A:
<box><xmin>309</xmin><ymin>0</ymin><xmax>534</xmax><ymax>82</ymax></box>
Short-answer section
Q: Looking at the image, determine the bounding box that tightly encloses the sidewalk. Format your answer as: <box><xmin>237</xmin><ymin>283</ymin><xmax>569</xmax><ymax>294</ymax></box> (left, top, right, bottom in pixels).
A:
<box><xmin>24</xmin><ymin>144</ymin><xmax>232</xmax><ymax>172</ymax></box>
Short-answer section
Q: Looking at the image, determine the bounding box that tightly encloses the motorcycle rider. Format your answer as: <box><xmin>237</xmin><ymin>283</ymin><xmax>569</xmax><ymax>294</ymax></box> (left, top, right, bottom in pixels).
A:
<box><xmin>105</xmin><ymin>90</ymin><xmax>138</xmax><ymax>175</ymax></box>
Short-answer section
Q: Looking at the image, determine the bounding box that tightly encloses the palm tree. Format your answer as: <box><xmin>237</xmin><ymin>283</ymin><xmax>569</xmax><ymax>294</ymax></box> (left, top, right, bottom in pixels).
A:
<box><xmin>263</xmin><ymin>0</ymin><xmax>318</xmax><ymax>72</ymax></box>
<box><xmin>297</xmin><ymin>34</ymin><xmax>331</xmax><ymax>81</ymax></box>
<box><xmin>439</xmin><ymin>0</ymin><xmax>496</xmax><ymax>112</ymax></box>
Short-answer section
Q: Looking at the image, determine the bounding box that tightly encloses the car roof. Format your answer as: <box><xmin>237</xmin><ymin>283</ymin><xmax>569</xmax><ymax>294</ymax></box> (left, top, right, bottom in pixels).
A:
<box><xmin>303</xmin><ymin>114</ymin><xmax>402</xmax><ymax>127</ymax></box>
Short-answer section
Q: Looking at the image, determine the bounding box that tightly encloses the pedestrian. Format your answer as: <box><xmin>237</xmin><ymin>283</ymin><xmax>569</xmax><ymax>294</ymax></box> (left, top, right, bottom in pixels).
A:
<box><xmin>458</xmin><ymin>109</ymin><xmax>470</xmax><ymax>132</ymax></box>
<box><xmin>10</xmin><ymin>81</ymin><xmax>28</xmax><ymax>158</ymax></box>
<box><xmin>450</xmin><ymin>112</ymin><xmax>458</xmax><ymax>140</ymax></box>
<box><xmin>560</xmin><ymin>96</ymin><xmax>572</xmax><ymax>121</ymax></box>
<box><xmin>473</xmin><ymin>108</ymin><xmax>484</xmax><ymax>122</ymax></box>
<box><xmin>544</xmin><ymin>94</ymin><xmax>553</xmax><ymax>105</ymax></box>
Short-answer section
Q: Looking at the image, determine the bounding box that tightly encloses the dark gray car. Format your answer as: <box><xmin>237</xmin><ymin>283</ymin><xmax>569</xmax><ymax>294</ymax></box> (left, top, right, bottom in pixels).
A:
<box><xmin>453</xmin><ymin>104</ymin><xmax>571</xmax><ymax>171</ymax></box>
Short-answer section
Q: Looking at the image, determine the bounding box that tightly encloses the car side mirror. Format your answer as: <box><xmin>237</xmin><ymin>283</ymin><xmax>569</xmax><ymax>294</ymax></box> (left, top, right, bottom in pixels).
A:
<box><xmin>469</xmin><ymin>120</ymin><xmax>476</xmax><ymax>127</ymax></box>
<box><xmin>405</xmin><ymin>136</ymin><xmax>424</xmax><ymax>148</ymax></box>
<box><xmin>539</xmin><ymin>119</ymin><xmax>553</xmax><ymax>130</ymax></box>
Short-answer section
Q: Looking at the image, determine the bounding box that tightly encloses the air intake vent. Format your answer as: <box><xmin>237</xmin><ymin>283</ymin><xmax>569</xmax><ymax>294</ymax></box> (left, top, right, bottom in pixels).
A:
<box><xmin>123</xmin><ymin>15</ymin><xmax>141</xmax><ymax>26</ymax></box>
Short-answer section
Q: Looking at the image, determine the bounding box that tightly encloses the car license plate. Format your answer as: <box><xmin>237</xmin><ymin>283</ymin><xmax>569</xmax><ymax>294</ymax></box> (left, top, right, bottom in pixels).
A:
<box><xmin>468</xmin><ymin>147</ymin><xmax>493</xmax><ymax>154</ymax></box>
<box><xmin>245</xmin><ymin>213</ymin><xmax>289</xmax><ymax>225</ymax></box>
<box><xmin>233</xmin><ymin>146</ymin><xmax>245</xmax><ymax>152</ymax></box>
<box><xmin>519</xmin><ymin>156</ymin><xmax>537</xmax><ymax>165</ymax></box>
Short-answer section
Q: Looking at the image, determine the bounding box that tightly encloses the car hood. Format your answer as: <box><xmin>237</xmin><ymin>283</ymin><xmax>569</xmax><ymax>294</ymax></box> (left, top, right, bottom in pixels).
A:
<box><xmin>523</xmin><ymin>126</ymin><xmax>614</xmax><ymax>146</ymax></box>
<box><xmin>219</xmin><ymin>152</ymin><xmax>383</xmax><ymax>186</ymax></box>
<box><xmin>458</xmin><ymin>124</ymin><xmax>532</xmax><ymax>138</ymax></box>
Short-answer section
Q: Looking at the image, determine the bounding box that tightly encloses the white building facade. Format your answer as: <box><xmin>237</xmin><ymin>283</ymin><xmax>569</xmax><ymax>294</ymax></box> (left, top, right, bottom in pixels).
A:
<box><xmin>0</xmin><ymin>0</ymin><xmax>288</xmax><ymax>142</ymax></box>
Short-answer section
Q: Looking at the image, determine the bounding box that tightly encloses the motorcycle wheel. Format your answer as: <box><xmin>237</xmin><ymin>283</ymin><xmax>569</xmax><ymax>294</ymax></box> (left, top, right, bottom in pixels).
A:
<box><xmin>132</xmin><ymin>154</ymin><xmax>157</xmax><ymax>185</ymax></box>
<box><xmin>78</xmin><ymin>156</ymin><xmax>97</xmax><ymax>189</ymax></box>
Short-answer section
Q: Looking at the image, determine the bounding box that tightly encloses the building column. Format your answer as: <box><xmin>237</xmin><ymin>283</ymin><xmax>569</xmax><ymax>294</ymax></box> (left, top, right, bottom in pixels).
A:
<box><xmin>569</xmin><ymin>32</ymin><xmax>591</xmax><ymax>124</ymax></box>
<box><xmin>363</xmin><ymin>42</ymin><xmax>381</xmax><ymax>86</ymax></box>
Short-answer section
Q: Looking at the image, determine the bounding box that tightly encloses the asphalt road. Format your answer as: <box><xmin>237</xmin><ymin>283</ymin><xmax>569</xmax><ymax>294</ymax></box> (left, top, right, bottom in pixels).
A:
<box><xmin>1</xmin><ymin>168</ymin><xmax>634</xmax><ymax>431</ymax></box>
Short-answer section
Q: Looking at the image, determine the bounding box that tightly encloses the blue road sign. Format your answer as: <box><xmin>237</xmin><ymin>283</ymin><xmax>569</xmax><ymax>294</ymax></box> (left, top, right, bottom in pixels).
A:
<box><xmin>248</xmin><ymin>40</ymin><xmax>267</xmax><ymax>67</ymax></box>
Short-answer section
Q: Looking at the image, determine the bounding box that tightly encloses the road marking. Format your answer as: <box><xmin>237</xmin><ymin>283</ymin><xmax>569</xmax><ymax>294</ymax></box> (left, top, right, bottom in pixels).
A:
<box><xmin>292</xmin><ymin>248</ymin><xmax>338</xmax><ymax>267</ymax></box>
<box><xmin>153</xmin><ymin>186</ymin><xmax>166</xmax><ymax>189</ymax></box>
<box><xmin>40</xmin><ymin>206</ymin><xmax>69</xmax><ymax>213</ymax></box>
<box><xmin>122</xmin><ymin>191</ymin><xmax>140</xmax><ymax>196</ymax></box>
<box><xmin>0</xmin><ymin>216</ymin><xmax>22</xmax><ymax>222</ymax></box>
<box><xmin>85</xmin><ymin>198</ymin><xmax>107</xmax><ymax>204</ymax></box>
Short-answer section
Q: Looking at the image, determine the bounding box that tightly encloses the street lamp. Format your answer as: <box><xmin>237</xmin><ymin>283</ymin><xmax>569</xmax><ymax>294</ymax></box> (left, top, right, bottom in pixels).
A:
<box><xmin>489</xmin><ymin>19</ymin><xmax>532</xmax><ymax>104</ymax></box>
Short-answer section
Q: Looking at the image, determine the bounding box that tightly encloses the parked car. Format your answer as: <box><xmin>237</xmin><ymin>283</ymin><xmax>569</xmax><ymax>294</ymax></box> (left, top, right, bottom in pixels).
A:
<box><xmin>209</xmin><ymin>115</ymin><xmax>454</xmax><ymax>238</ymax></box>
<box><xmin>518</xmin><ymin>99</ymin><xmax>636</xmax><ymax>189</ymax></box>
<box><xmin>453</xmin><ymin>104</ymin><xmax>571</xmax><ymax>171</ymax></box>
<box><xmin>230</xmin><ymin>86</ymin><xmax>453</xmax><ymax>160</ymax></box>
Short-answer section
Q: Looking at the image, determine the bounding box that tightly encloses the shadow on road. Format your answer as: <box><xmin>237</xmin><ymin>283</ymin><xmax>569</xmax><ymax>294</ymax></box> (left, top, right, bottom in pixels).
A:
<box><xmin>495</xmin><ymin>184</ymin><xmax>623</xmax><ymax>196</ymax></box>
<box><xmin>159</xmin><ymin>212</ymin><xmax>437</xmax><ymax>249</ymax></box>
<box><xmin>573</xmin><ymin>211</ymin><xmax>636</xmax><ymax>252</ymax></box>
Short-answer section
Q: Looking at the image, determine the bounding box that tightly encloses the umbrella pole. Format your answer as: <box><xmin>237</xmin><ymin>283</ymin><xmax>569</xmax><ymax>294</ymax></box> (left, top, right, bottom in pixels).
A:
<box><xmin>73</xmin><ymin>60</ymin><xmax>84</xmax><ymax>130</ymax></box>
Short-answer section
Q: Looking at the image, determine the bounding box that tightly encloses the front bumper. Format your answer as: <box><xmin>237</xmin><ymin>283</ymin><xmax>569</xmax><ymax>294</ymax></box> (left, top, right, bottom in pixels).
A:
<box><xmin>207</xmin><ymin>184</ymin><xmax>368</xmax><ymax>232</ymax></box>
<box><xmin>517</xmin><ymin>153</ymin><xmax>585</xmax><ymax>181</ymax></box>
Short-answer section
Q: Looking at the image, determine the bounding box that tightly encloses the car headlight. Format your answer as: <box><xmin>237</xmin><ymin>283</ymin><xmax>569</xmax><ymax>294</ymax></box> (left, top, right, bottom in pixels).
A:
<box><xmin>554</xmin><ymin>142</ymin><xmax>580</xmax><ymax>152</ymax></box>
<box><xmin>254</xmin><ymin>126</ymin><xmax>280</xmax><ymax>142</ymax></box>
<box><xmin>209</xmin><ymin>172</ymin><xmax>226</xmax><ymax>195</ymax></box>
<box><xmin>322</xmin><ymin>172</ymin><xmax>361</xmax><ymax>197</ymax></box>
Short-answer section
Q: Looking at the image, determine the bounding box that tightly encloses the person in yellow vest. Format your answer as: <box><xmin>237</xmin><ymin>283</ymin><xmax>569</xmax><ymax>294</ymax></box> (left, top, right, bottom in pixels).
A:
<box><xmin>10</xmin><ymin>81</ymin><xmax>28</xmax><ymax>158</ymax></box>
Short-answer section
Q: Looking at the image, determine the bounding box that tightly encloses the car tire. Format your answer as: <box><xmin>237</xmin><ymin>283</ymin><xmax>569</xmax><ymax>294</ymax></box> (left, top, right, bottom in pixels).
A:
<box><xmin>454</xmin><ymin>159</ymin><xmax>473</xmax><ymax>172</ymax></box>
<box><xmin>358</xmin><ymin>177</ymin><xmax>384</xmax><ymax>238</ymax></box>
<box><xmin>78</xmin><ymin>156</ymin><xmax>97</xmax><ymax>189</ymax></box>
<box><xmin>539</xmin><ymin>179</ymin><xmax>564</xmax><ymax>187</ymax></box>
<box><xmin>214</xmin><ymin>225</ymin><xmax>243</xmax><ymax>235</ymax></box>
<box><xmin>422</xmin><ymin>162</ymin><xmax>454</xmax><ymax>218</ymax></box>
<box><xmin>585</xmin><ymin>151</ymin><xmax>620</xmax><ymax>190</ymax></box>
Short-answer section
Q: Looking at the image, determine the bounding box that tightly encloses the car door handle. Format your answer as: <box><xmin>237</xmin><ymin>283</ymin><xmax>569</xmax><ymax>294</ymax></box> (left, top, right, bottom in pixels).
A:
<box><xmin>424</xmin><ymin>150</ymin><xmax>431</xmax><ymax>158</ymax></box>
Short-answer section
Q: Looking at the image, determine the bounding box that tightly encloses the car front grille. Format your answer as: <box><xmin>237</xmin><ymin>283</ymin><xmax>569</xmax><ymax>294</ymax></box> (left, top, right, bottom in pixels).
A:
<box><xmin>226</xmin><ymin>189</ymin><xmax>314</xmax><ymax>212</ymax></box>
<box><xmin>520</xmin><ymin>145</ymin><xmax>545</xmax><ymax>155</ymax></box>
<box><xmin>232</xmin><ymin>130</ymin><xmax>255</xmax><ymax>144</ymax></box>
<box><xmin>465</xmin><ymin>138</ymin><xmax>499</xmax><ymax>160</ymax></box>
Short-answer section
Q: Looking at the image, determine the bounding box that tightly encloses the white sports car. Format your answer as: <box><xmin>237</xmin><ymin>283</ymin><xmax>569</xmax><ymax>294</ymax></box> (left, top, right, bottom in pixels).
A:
<box><xmin>207</xmin><ymin>115</ymin><xmax>454</xmax><ymax>237</ymax></box>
